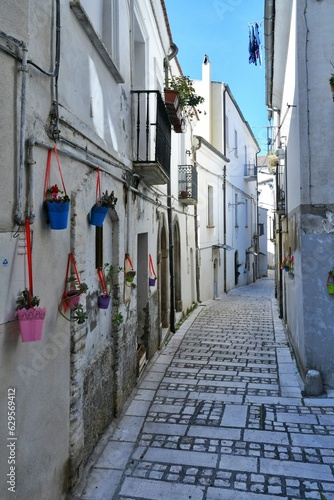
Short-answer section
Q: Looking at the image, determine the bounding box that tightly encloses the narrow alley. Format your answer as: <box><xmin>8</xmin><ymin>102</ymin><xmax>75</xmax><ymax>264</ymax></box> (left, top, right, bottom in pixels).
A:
<box><xmin>71</xmin><ymin>275</ymin><xmax>334</xmax><ymax>500</ymax></box>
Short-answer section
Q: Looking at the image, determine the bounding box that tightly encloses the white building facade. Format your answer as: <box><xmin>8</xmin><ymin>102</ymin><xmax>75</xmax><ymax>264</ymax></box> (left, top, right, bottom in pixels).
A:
<box><xmin>264</xmin><ymin>0</ymin><xmax>334</xmax><ymax>389</ymax></box>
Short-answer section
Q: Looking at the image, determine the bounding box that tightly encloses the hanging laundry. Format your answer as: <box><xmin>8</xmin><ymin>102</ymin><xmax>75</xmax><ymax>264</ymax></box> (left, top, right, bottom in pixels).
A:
<box><xmin>248</xmin><ymin>22</ymin><xmax>262</xmax><ymax>67</ymax></box>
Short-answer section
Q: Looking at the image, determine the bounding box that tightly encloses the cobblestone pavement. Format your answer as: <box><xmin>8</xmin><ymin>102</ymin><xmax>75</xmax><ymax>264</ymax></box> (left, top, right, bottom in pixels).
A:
<box><xmin>74</xmin><ymin>275</ymin><xmax>334</xmax><ymax>500</ymax></box>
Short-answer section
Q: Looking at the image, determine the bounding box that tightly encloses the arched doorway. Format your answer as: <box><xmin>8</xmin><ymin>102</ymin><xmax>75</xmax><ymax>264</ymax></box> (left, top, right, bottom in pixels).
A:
<box><xmin>158</xmin><ymin>216</ymin><xmax>169</xmax><ymax>346</ymax></box>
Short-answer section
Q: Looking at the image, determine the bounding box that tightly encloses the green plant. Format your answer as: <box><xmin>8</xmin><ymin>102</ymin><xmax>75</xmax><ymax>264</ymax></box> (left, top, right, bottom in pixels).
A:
<box><xmin>99</xmin><ymin>190</ymin><xmax>117</xmax><ymax>209</ymax></box>
<box><xmin>66</xmin><ymin>274</ymin><xmax>88</xmax><ymax>295</ymax></box>
<box><xmin>16</xmin><ymin>289</ymin><xmax>40</xmax><ymax>309</ymax></box>
<box><xmin>167</xmin><ymin>75</ymin><xmax>204</xmax><ymax>110</ymax></box>
<box><xmin>101</xmin><ymin>263</ymin><xmax>123</xmax><ymax>295</ymax></box>
<box><xmin>112</xmin><ymin>311</ymin><xmax>124</xmax><ymax>329</ymax></box>
<box><xmin>72</xmin><ymin>304</ymin><xmax>88</xmax><ymax>325</ymax></box>
<box><xmin>329</xmin><ymin>74</ymin><xmax>334</xmax><ymax>88</ymax></box>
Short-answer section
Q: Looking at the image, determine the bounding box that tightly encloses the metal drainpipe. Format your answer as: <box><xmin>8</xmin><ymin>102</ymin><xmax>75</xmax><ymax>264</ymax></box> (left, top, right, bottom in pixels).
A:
<box><xmin>164</xmin><ymin>44</ymin><xmax>178</xmax><ymax>333</ymax></box>
<box><xmin>27</xmin><ymin>139</ymin><xmax>36</xmax><ymax>223</ymax></box>
<box><xmin>223</xmin><ymin>87</ymin><xmax>227</xmax><ymax>293</ymax></box>
<box><xmin>15</xmin><ymin>43</ymin><xmax>28</xmax><ymax>226</ymax></box>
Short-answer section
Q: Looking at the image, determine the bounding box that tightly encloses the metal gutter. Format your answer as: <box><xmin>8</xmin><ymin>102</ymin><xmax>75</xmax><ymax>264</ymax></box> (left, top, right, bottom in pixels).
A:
<box><xmin>264</xmin><ymin>0</ymin><xmax>275</xmax><ymax>110</ymax></box>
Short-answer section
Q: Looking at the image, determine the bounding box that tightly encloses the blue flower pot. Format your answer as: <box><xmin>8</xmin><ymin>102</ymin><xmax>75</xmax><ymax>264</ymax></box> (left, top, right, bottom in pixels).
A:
<box><xmin>46</xmin><ymin>201</ymin><xmax>70</xmax><ymax>230</ymax></box>
<box><xmin>90</xmin><ymin>205</ymin><xmax>108</xmax><ymax>226</ymax></box>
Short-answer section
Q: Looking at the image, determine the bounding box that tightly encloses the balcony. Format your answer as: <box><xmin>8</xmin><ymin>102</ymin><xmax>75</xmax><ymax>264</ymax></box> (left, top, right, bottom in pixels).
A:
<box><xmin>244</xmin><ymin>163</ymin><xmax>257</xmax><ymax>181</ymax></box>
<box><xmin>132</xmin><ymin>90</ymin><xmax>171</xmax><ymax>185</ymax></box>
<box><xmin>178</xmin><ymin>164</ymin><xmax>198</xmax><ymax>205</ymax></box>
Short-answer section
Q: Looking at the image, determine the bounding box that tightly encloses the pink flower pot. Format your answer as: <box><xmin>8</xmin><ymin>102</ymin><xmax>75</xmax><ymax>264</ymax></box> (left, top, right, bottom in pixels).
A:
<box><xmin>65</xmin><ymin>290</ymin><xmax>81</xmax><ymax>309</ymax></box>
<box><xmin>17</xmin><ymin>308</ymin><xmax>46</xmax><ymax>342</ymax></box>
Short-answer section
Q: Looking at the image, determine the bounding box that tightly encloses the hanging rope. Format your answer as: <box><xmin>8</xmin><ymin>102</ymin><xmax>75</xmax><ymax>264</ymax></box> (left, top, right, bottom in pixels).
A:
<box><xmin>62</xmin><ymin>252</ymin><xmax>82</xmax><ymax>312</ymax></box>
<box><xmin>97</xmin><ymin>268</ymin><xmax>108</xmax><ymax>295</ymax></box>
<box><xmin>95</xmin><ymin>167</ymin><xmax>101</xmax><ymax>204</ymax></box>
<box><xmin>25</xmin><ymin>218</ymin><xmax>33</xmax><ymax>306</ymax></box>
<box><xmin>149</xmin><ymin>254</ymin><xmax>156</xmax><ymax>279</ymax></box>
<box><xmin>44</xmin><ymin>145</ymin><xmax>67</xmax><ymax>201</ymax></box>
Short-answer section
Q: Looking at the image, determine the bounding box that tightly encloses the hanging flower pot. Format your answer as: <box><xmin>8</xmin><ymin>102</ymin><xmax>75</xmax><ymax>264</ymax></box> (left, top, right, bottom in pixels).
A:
<box><xmin>64</xmin><ymin>290</ymin><xmax>81</xmax><ymax>309</ymax></box>
<box><xmin>98</xmin><ymin>294</ymin><xmax>111</xmax><ymax>309</ymax></box>
<box><xmin>125</xmin><ymin>270</ymin><xmax>136</xmax><ymax>283</ymax></box>
<box><xmin>327</xmin><ymin>268</ymin><xmax>334</xmax><ymax>294</ymax></box>
<box><xmin>46</xmin><ymin>200</ymin><xmax>70</xmax><ymax>229</ymax></box>
<box><xmin>149</xmin><ymin>254</ymin><xmax>157</xmax><ymax>287</ymax></box>
<box><xmin>90</xmin><ymin>205</ymin><xmax>109</xmax><ymax>226</ymax></box>
<box><xmin>44</xmin><ymin>147</ymin><xmax>70</xmax><ymax>230</ymax></box>
<box><xmin>15</xmin><ymin>221</ymin><xmax>46</xmax><ymax>342</ymax></box>
<box><xmin>89</xmin><ymin>169</ymin><xmax>118</xmax><ymax>227</ymax></box>
<box><xmin>17</xmin><ymin>307</ymin><xmax>46</xmax><ymax>342</ymax></box>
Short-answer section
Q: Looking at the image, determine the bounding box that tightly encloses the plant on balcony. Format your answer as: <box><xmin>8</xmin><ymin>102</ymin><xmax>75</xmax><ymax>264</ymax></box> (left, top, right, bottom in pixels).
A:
<box><xmin>167</xmin><ymin>75</ymin><xmax>204</xmax><ymax>111</ymax></box>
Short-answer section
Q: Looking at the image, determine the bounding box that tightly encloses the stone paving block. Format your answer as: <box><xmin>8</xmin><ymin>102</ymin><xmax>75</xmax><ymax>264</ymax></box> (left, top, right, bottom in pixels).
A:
<box><xmin>125</xmin><ymin>399</ymin><xmax>152</xmax><ymax>416</ymax></box>
<box><xmin>219</xmin><ymin>454</ymin><xmax>257</xmax><ymax>472</ymax></box>
<box><xmin>112</xmin><ymin>416</ymin><xmax>145</xmax><ymax>442</ymax></box>
<box><xmin>133</xmin><ymin>389</ymin><xmax>157</xmax><ymax>401</ymax></box>
<box><xmin>142</xmin><ymin>447</ymin><xmax>218</xmax><ymax>468</ymax></box>
<box><xmin>142</xmin><ymin>422</ymin><xmax>188</xmax><ymax>436</ymax></box>
<box><xmin>291</xmin><ymin>433</ymin><xmax>334</xmax><ymax>448</ymax></box>
<box><xmin>220</xmin><ymin>404</ymin><xmax>248</xmax><ymax>427</ymax></box>
<box><xmin>244</xmin><ymin>429</ymin><xmax>289</xmax><ymax>445</ymax></box>
<box><xmin>260</xmin><ymin>457</ymin><xmax>333</xmax><ymax>480</ymax></box>
<box><xmin>187</xmin><ymin>425</ymin><xmax>241</xmax><ymax>441</ymax></box>
<box><xmin>80</xmin><ymin>468</ymin><xmax>123</xmax><ymax>499</ymax></box>
<box><xmin>275</xmin><ymin>412</ymin><xmax>318</xmax><ymax>424</ymax></box>
<box><xmin>118</xmin><ymin>477</ymin><xmax>205</xmax><ymax>499</ymax></box>
<box><xmin>96</xmin><ymin>441</ymin><xmax>134</xmax><ymax>469</ymax></box>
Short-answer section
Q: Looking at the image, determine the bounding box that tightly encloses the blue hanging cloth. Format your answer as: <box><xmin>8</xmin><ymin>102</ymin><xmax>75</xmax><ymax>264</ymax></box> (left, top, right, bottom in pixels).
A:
<box><xmin>248</xmin><ymin>22</ymin><xmax>262</xmax><ymax>66</ymax></box>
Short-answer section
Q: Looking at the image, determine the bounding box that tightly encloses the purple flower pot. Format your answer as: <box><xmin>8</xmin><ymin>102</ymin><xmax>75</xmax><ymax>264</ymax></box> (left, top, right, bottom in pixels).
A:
<box><xmin>98</xmin><ymin>294</ymin><xmax>111</xmax><ymax>309</ymax></box>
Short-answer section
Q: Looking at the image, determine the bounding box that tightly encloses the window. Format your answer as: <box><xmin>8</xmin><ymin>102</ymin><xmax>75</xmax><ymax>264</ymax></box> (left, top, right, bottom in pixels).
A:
<box><xmin>225</xmin><ymin>115</ymin><xmax>229</xmax><ymax>148</ymax></box>
<box><xmin>71</xmin><ymin>0</ymin><xmax>123</xmax><ymax>82</ymax></box>
<box><xmin>102</xmin><ymin>0</ymin><xmax>120</xmax><ymax>66</ymax></box>
<box><xmin>208</xmin><ymin>185</ymin><xmax>214</xmax><ymax>227</ymax></box>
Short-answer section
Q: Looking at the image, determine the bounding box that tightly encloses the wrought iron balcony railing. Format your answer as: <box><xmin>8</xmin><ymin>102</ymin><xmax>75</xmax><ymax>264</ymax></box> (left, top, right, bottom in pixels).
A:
<box><xmin>276</xmin><ymin>162</ymin><xmax>285</xmax><ymax>214</ymax></box>
<box><xmin>244</xmin><ymin>163</ymin><xmax>257</xmax><ymax>180</ymax></box>
<box><xmin>131</xmin><ymin>90</ymin><xmax>171</xmax><ymax>185</ymax></box>
<box><xmin>178</xmin><ymin>164</ymin><xmax>198</xmax><ymax>205</ymax></box>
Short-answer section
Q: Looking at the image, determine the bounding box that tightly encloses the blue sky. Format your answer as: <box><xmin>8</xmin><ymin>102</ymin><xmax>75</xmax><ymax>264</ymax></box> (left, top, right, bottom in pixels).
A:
<box><xmin>164</xmin><ymin>0</ymin><xmax>268</xmax><ymax>152</ymax></box>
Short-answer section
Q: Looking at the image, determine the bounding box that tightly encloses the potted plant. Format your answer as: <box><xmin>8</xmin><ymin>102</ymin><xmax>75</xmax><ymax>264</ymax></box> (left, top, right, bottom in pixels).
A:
<box><xmin>164</xmin><ymin>75</ymin><xmax>204</xmax><ymax>132</ymax></box>
<box><xmin>167</xmin><ymin>75</ymin><xmax>205</xmax><ymax>110</ymax></box>
<box><xmin>97</xmin><ymin>263</ymin><xmax>123</xmax><ymax>309</ymax></box>
<box><xmin>63</xmin><ymin>274</ymin><xmax>88</xmax><ymax>310</ymax></box>
<box><xmin>90</xmin><ymin>190</ymin><xmax>118</xmax><ymax>227</ymax></box>
<box><xmin>16</xmin><ymin>289</ymin><xmax>46</xmax><ymax>342</ymax></box>
<box><xmin>45</xmin><ymin>184</ymin><xmax>71</xmax><ymax>230</ymax></box>
<box><xmin>281</xmin><ymin>255</ymin><xmax>294</xmax><ymax>274</ymax></box>
<box><xmin>329</xmin><ymin>74</ymin><xmax>334</xmax><ymax>95</ymax></box>
<box><xmin>327</xmin><ymin>268</ymin><xmax>334</xmax><ymax>294</ymax></box>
